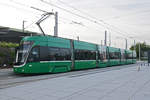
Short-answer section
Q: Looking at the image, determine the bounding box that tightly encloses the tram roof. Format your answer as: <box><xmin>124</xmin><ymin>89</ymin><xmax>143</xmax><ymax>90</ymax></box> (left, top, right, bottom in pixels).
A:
<box><xmin>22</xmin><ymin>35</ymin><xmax>135</xmax><ymax>52</ymax></box>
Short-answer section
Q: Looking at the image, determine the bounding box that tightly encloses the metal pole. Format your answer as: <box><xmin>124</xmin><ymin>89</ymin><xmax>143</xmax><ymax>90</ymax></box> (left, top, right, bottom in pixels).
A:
<box><xmin>54</xmin><ymin>12</ymin><xmax>58</xmax><ymax>37</ymax></box>
<box><xmin>139</xmin><ymin>43</ymin><xmax>141</xmax><ymax>61</ymax></box>
<box><xmin>22</xmin><ymin>20</ymin><xmax>26</xmax><ymax>33</ymax></box>
<box><xmin>109</xmin><ymin>31</ymin><xmax>111</xmax><ymax>46</ymax></box>
<box><xmin>125</xmin><ymin>38</ymin><xmax>127</xmax><ymax>50</ymax></box>
<box><xmin>77</xmin><ymin>36</ymin><xmax>79</xmax><ymax>41</ymax></box>
<box><xmin>101</xmin><ymin>40</ymin><xmax>103</xmax><ymax>54</ymax></box>
<box><xmin>105</xmin><ymin>30</ymin><xmax>107</xmax><ymax>46</ymax></box>
<box><xmin>101</xmin><ymin>40</ymin><xmax>103</xmax><ymax>46</ymax></box>
<box><xmin>134</xmin><ymin>40</ymin><xmax>136</xmax><ymax>51</ymax></box>
<box><xmin>36</xmin><ymin>23</ymin><xmax>45</xmax><ymax>36</ymax></box>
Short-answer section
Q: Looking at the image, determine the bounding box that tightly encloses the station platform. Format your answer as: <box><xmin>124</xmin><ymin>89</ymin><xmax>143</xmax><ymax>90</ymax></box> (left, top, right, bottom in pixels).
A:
<box><xmin>0</xmin><ymin>63</ymin><xmax>150</xmax><ymax>100</ymax></box>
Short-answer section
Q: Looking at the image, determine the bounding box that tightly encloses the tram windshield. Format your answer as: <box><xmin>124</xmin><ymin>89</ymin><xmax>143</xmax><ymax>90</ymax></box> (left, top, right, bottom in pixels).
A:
<box><xmin>15</xmin><ymin>41</ymin><xmax>33</xmax><ymax>65</ymax></box>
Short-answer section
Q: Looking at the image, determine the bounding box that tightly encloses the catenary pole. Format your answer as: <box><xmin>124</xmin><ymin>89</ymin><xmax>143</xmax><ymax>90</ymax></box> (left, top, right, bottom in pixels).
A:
<box><xmin>139</xmin><ymin>43</ymin><xmax>141</xmax><ymax>61</ymax></box>
<box><xmin>22</xmin><ymin>20</ymin><xmax>26</xmax><ymax>33</ymax></box>
<box><xmin>54</xmin><ymin>12</ymin><xmax>58</xmax><ymax>37</ymax></box>
<box><xmin>109</xmin><ymin>31</ymin><xmax>111</xmax><ymax>46</ymax></box>
<box><xmin>105</xmin><ymin>30</ymin><xmax>107</xmax><ymax>46</ymax></box>
<box><xmin>125</xmin><ymin>38</ymin><xmax>127</xmax><ymax>49</ymax></box>
<box><xmin>134</xmin><ymin>40</ymin><xmax>136</xmax><ymax>51</ymax></box>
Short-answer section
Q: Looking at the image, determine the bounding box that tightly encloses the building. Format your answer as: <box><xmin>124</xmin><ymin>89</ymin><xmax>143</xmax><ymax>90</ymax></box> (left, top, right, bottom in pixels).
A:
<box><xmin>0</xmin><ymin>26</ymin><xmax>41</xmax><ymax>43</ymax></box>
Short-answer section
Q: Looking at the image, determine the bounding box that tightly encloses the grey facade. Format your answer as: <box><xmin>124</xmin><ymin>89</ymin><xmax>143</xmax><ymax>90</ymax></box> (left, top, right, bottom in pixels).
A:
<box><xmin>0</xmin><ymin>26</ymin><xmax>40</xmax><ymax>43</ymax></box>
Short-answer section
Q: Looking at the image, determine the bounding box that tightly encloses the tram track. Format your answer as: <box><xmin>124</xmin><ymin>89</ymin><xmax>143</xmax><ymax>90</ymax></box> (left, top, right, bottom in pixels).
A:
<box><xmin>0</xmin><ymin>63</ymin><xmax>140</xmax><ymax>89</ymax></box>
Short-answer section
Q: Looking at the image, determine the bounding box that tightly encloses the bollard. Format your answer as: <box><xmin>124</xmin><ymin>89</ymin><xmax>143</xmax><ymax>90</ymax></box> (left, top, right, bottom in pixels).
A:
<box><xmin>137</xmin><ymin>66</ymin><xmax>140</xmax><ymax>71</ymax></box>
<box><xmin>137</xmin><ymin>63</ymin><xmax>141</xmax><ymax>72</ymax></box>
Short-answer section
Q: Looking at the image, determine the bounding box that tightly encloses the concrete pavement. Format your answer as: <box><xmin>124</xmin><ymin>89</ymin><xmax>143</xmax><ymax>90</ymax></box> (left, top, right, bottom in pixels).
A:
<box><xmin>0</xmin><ymin>64</ymin><xmax>137</xmax><ymax>89</ymax></box>
<box><xmin>0</xmin><ymin>64</ymin><xmax>150</xmax><ymax>100</ymax></box>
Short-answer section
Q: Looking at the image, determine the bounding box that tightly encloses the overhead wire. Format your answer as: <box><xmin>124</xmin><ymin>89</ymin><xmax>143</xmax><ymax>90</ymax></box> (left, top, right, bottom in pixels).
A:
<box><xmin>56</xmin><ymin>0</ymin><xmax>150</xmax><ymax>45</ymax></box>
<box><xmin>9</xmin><ymin>0</ymin><xmax>50</xmax><ymax>31</ymax></box>
<box><xmin>40</xmin><ymin>0</ymin><xmax>106</xmax><ymax>28</ymax></box>
<box><xmin>41</xmin><ymin>0</ymin><xmax>138</xmax><ymax>40</ymax></box>
<box><xmin>105</xmin><ymin>9</ymin><xmax>150</xmax><ymax>20</ymax></box>
<box><xmin>56</xmin><ymin>0</ymin><xmax>140</xmax><ymax>40</ymax></box>
<box><xmin>8</xmin><ymin>0</ymin><xmax>41</xmax><ymax>16</ymax></box>
<box><xmin>10</xmin><ymin>0</ymin><xmax>88</xmax><ymax>31</ymax></box>
<box><xmin>7</xmin><ymin>0</ymin><xmax>149</xmax><ymax>43</ymax></box>
<box><xmin>9</xmin><ymin>0</ymin><xmax>126</xmax><ymax>39</ymax></box>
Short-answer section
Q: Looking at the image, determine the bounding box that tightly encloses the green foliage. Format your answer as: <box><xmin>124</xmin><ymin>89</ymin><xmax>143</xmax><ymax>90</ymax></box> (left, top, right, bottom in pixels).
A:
<box><xmin>130</xmin><ymin>42</ymin><xmax>150</xmax><ymax>58</ymax></box>
<box><xmin>0</xmin><ymin>42</ymin><xmax>19</xmax><ymax>48</ymax></box>
<box><xmin>0</xmin><ymin>52</ymin><xmax>5</xmax><ymax>57</ymax></box>
<box><xmin>0</xmin><ymin>42</ymin><xmax>18</xmax><ymax>67</ymax></box>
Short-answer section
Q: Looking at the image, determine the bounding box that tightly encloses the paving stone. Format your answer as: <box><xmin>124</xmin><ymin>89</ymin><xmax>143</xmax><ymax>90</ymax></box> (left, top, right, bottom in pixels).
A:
<box><xmin>0</xmin><ymin>65</ymin><xmax>150</xmax><ymax>100</ymax></box>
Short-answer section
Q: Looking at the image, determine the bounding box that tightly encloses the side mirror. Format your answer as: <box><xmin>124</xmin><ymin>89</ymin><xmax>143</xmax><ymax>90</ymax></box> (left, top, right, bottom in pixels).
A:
<box><xmin>15</xmin><ymin>47</ymin><xmax>19</xmax><ymax>53</ymax></box>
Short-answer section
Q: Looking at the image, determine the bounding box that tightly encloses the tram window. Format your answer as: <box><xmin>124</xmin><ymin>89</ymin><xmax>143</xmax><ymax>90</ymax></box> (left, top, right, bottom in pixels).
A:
<box><xmin>109</xmin><ymin>52</ymin><xmax>114</xmax><ymax>59</ymax></box>
<box><xmin>121</xmin><ymin>53</ymin><xmax>125</xmax><ymax>59</ymax></box>
<box><xmin>99</xmin><ymin>51</ymin><xmax>107</xmax><ymax>61</ymax></box>
<box><xmin>59</xmin><ymin>48</ymin><xmax>71</xmax><ymax>60</ymax></box>
<box><xmin>126</xmin><ymin>53</ymin><xmax>132</xmax><ymax>59</ymax></box>
<box><xmin>120</xmin><ymin>50</ymin><xmax>125</xmax><ymax>60</ymax></box>
<box><xmin>109</xmin><ymin>52</ymin><xmax>120</xmax><ymax>59</ymax></box>
<box><xmin>75</xmin><ymin>50</ymin><xmax>79</xmax><ymax>60</ymax></box>
<box><xmin>48</xmin><ymin>47</ymin><xmax>71</xmax><ymax>61</ymax></box>
<box><xmin>40</xmin><ymin>46</ymin><xmax>49</xmax><ymax>61</ymax></box>
<box><xmin>75</xmin><ymin>49</ymin><xmax>96</xmax><ymax>60</ymax></box>
<box><xmin>49</xmin><ymin>47</ymin><xmax>59</xmax><ymax>61</ymax></box>
<box><xmin>75</xmin><ymin>50</ymin><xmax>82</xmax><ymax>60</ymax></box>
<box><xmin>27</xmin><ymin>47</ymin><xmax>39</xmax><ymax>62</ymax></box>
<box><xmin>98</xmin><ymin>52</ymin><xmax>102</xmax><ymax>60</ymax></box>
<box><xmin>115</xmin><ymin>52</ymin><xmax>120</xmax><ymax>59</ymax></box>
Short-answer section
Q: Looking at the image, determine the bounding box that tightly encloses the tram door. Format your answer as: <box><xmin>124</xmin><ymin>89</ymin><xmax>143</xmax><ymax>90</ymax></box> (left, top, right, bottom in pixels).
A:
<box><xmin>39</xmin><ymin>46</ymin><xmax>50</xmax><ymax>73</ymax></box>
<box><xmin>27</xmin><ymin>46</ymin><xmax>49</xmax><ymax>73</ymax></box>
<box><xmin>27</xmin><ymin>46</ymin><xmax>41</xmax><ymax>73</ymax></box>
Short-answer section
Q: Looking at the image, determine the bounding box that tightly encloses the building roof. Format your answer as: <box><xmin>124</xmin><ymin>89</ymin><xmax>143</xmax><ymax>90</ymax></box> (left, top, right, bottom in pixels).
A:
<box><xmin>0</xmin><ymin>26</ymin><xmax>41</xmax><ymax>43</ymax></box>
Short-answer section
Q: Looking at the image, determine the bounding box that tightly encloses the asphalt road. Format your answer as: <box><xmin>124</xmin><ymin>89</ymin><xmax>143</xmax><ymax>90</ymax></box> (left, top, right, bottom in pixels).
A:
<box><xmin>0</xmin><ymin>62</ymin><xmax>143</xmax><ymax>89</ymax></box>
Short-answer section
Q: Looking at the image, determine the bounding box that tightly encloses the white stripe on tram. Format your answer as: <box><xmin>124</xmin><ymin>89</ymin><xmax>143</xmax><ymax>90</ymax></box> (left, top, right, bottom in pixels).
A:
<box><xmin>40</xmin><ymin>60</ymin><xmax>72</xmax><ymax>63</ymax></box>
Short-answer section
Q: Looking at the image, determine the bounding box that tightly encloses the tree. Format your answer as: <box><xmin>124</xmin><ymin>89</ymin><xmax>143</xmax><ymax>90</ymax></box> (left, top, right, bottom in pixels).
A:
<box><xmin>130</xmin><ymin>42</ymin><xmax>150</xmax><ymax>58</ymax></box>
<box><xmin>0</xmin><ymin>42</ymin><xmax>19</xmax><ymax>67</ymax></box>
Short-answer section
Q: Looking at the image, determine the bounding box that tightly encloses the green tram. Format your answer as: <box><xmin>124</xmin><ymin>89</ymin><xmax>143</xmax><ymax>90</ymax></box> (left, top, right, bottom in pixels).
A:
<box><xmin>13</xmin><ymin>36</ymin><xmax>136</xmax><ymax>74</ymax></box>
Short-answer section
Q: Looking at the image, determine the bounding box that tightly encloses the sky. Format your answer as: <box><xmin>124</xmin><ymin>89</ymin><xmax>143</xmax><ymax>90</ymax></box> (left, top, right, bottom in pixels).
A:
<box><xmin>0</xmin><ymin>0</ymin><xmax>150</xmax><ymax>49</ymax></box>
